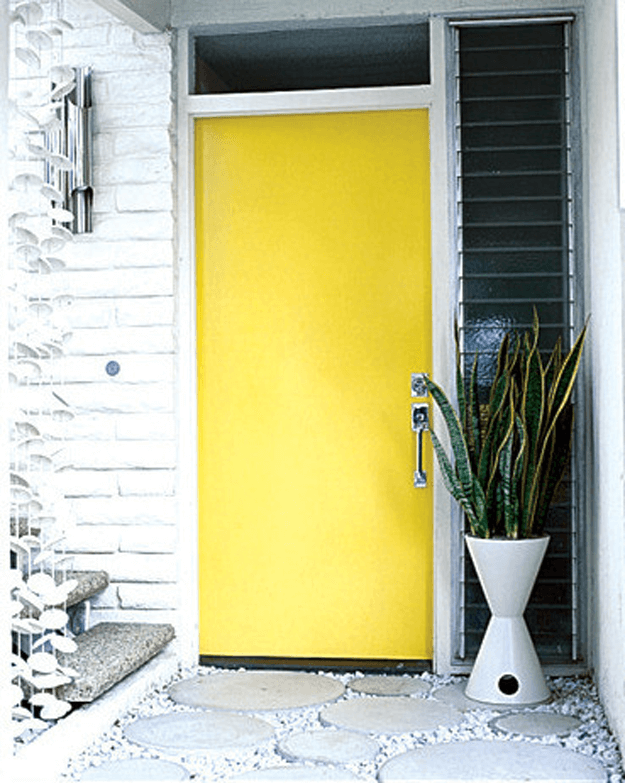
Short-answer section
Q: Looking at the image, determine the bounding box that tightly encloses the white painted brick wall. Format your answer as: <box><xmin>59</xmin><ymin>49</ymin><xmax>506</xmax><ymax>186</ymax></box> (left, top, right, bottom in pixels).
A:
<box><xmin>38</xmin><ymin>0</ymin><xmax>180</xmax><ymax>621</ymax></box>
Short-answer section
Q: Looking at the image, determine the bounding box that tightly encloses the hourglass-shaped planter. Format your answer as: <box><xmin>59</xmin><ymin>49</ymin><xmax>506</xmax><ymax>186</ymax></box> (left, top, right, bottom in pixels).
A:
<box><xmin>465</xmin><ymin>535</ymin><xmax>551</xmax><ymax>705</ymax></box>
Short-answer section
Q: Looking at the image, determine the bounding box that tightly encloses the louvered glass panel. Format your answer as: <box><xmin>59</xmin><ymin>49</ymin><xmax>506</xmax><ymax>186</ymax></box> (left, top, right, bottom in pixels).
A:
<box><xmin>453</xmin><ymin>19</ymin><xmax>582</xmax><ymax>665</ymax></box>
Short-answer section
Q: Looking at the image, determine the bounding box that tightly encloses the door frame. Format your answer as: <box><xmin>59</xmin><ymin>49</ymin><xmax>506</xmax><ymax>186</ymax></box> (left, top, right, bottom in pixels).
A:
<box><xmin>174</xmin><ymin>18</ymin><xmax>457</xmax><ymax>673</ymax></box>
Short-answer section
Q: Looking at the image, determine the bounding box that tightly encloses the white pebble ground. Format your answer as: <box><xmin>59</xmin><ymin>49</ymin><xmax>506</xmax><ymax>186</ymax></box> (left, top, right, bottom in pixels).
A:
<box><xmin>60</xmin><ymin>668</ymin><xmax>624</xmax><ymax>782</ymax></box>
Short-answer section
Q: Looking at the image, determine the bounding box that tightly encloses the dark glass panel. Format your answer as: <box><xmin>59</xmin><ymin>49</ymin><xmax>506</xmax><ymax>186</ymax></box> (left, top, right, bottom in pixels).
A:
<box><xmin>462</xmin><ymin>122</ymin><xmax>563</xmax><ymax>150</ymax></box>
<box><xmin>463</xmin><ymin>274</ymin><xmax>565</xmax><ymax>302</ymax></box>
<box><xmin>462</xmin><ymin>148</ymin><xmax>564</xmax><ymax>175</ymax></box>
<box><xmin>461</xmin><ymin>72</ymin><xmax>563</xmax><ymax>100</ymax></box>
<box><xmin>461</xmin><ymin>46</ymin><xmax>564</xmax><ymax>74</ymax></box>
<box><xmin>461</xmin><ymin>97</ymin><xmax>563</xmax><ymax>124</ymax></box>
<box><xmin>463</xmin><ymin>174</ymin><xmax>564</xmax><ymax>200</ymax></box>
<box><xmin>462</xmin><ymin>250</ymin><xmax>565</xmax><ymax>275</ymax></box>
<box><xmin>463</xmin><ymin>224</ymin><xmax>564</xmax><ymax>249</ymax></box>
<box><xmin>463</xmin><ymin>198</ymin><xmax>563</xmax><ymax>223</ymax></box>
<box><xmin>460</xmin><ymin>23</ymin><xmax>564</xmax><ymax>49</ymax></box>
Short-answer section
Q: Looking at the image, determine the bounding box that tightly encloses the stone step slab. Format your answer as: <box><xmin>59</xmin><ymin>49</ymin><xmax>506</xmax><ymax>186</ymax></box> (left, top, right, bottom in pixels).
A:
<box><xmin>59</xmin><ymin>622</ymin><xmax>175</xmax><ymax>702</ymax></box>
<box><xmin>377</xmin><ymin>740</ymin><xmax>607</xmax><ymax>782</ymax></box>
<box><xmin>55</xmin><ymin>570</ymin><xmax>109</xmax><ymax>608</ymax></box>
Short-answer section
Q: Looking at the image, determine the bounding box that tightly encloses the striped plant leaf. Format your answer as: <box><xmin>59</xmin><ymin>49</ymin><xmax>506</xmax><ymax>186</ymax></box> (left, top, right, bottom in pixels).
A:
<box><xmin>425</xmin><ymin>311</ymin><xmax>587</xmax><ymax>539</ymax></box>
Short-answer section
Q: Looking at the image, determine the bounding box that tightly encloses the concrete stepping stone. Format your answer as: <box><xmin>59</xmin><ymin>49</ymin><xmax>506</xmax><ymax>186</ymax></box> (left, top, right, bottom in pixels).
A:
<box><xmin>431</xmin><ymin>682</ymin><xmax>499</xmax><ymax>712</ymax></box>
<box><xmin>169</xmin><ymin>671</ymin><xmax>344</xmax><ymax>711</ymax></box>
<box><xmin>492</xmin><ymin>711</ymin><xmax>582</xmax><ymax>737</ymax></box>
<box><xmin>229</xmin><ymin>765</ymin><xmax>361</xmax><ymax>780</ymax></box>
<box><xmin>320</xmin><ymin>696</ymin><xmax>463</xmax><ymax>734</ymax></box>
<box><xmin>81</xmin><ymin>758</ymin><xmax>190</xmax><ymax>780</ymax></box>
<box><xmin>123</xmin><ymin>711</ymin><xmax>274</xmax><ymax>753</ymax></box>
<box><xmin>377</xmin><ymin>740</ymin><xmax>607</xmax><ymax>781</ymax></box>
<box><xmin>348</xmin><ymin>675</ymin><xmax>430</xmax><ymax>697</ymax></box>
<box><xmin>279</xmin><ymin>728</ymin><xmax>379</xmax><ymax>764</ymax></box>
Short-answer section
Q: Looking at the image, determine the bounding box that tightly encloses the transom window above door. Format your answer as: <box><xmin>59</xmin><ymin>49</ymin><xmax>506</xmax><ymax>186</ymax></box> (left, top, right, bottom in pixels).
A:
<box><xmin>191</xmin><ymin>21</ymin><xmax>430</xmax><ymax>94</ymax></box>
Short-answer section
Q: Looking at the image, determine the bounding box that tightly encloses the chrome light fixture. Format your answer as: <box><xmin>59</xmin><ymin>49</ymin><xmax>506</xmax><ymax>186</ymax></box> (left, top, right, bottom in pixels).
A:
<box><xmin>46</xmin><ymin>65</ymin><xmax>93</xmax><ymax>233</ymax></box>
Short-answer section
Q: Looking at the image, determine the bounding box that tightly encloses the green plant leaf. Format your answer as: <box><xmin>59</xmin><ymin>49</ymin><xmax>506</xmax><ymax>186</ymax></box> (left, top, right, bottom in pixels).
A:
<box><xmin>425</xmin><ymin>376</ymin><xmax>475</xmax><ymax>502</ymax></box>
<box><xmin>429</xmin><ymin>428</ymin><xmax>479</xmax><ymax>533</ymax></box>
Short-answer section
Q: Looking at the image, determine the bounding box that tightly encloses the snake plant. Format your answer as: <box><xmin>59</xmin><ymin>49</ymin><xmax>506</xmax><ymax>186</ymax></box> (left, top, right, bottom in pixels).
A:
<box><xmin>425</xmin><ymin>312</ymin><xmax>588</xmax><ymax>539</ymax></box>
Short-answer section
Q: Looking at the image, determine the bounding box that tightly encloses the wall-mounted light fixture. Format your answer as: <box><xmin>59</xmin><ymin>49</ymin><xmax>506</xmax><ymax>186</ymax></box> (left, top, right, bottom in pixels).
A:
<box><xmin>46</xmin><ymin>66</ymin><xmax>93</xmax><ymax>233</ymax></box>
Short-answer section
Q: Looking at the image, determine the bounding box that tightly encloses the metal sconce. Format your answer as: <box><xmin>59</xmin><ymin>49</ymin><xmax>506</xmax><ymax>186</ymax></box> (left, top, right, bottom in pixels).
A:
<box><xmin>46</xmin><ymin>66</ymin><xmax>93</xmax><ymax>233</ymax></box>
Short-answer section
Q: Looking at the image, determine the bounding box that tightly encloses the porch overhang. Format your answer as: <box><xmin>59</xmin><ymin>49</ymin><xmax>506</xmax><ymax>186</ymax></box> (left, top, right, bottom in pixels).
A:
<box><xmin>92</xmin><ymin>0</ymin><xmax>170</xmax><ymax>32</ymax></box>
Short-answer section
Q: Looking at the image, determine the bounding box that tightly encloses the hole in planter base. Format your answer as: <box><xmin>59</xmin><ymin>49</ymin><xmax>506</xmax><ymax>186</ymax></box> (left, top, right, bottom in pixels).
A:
<box><xmin>498</xmin><ymin>674</ymin><xmax>520</xmax><ymax>696</ymax></box>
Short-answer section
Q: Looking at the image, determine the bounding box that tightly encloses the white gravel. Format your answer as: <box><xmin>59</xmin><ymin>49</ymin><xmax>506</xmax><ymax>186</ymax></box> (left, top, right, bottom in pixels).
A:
<box><xmin>59</xmin><ymin>668</ymin><xmax>624</xmax><ymax>782</ymax></box>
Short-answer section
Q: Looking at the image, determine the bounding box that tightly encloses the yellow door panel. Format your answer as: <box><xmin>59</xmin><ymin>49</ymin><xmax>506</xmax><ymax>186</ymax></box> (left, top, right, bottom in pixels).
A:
<box><xmin>196</xmin><ymin>110</ymin><xmax>432</xmax><ymax>660</ymax></box>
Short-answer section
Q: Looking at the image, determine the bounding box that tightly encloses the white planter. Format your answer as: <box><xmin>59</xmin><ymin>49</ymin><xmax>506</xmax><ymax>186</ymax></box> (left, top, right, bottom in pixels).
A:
<box><xmin>465</xmin><ymin>534</ymin><xmax>550</xmax><ymax>705</ymax></box>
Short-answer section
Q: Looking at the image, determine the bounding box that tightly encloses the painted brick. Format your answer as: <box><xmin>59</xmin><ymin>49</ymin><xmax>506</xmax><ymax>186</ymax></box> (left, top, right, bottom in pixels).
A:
<box><xmin>119</xmin><ymin>525</ymin><xmax>177</xmax><ymax>554</ymax></box>
<box><xmin>66</xmin><ymin>552</ymin><xmax>176</xmax><ymax>582</ymax></box>
<box><xmin>90</xmin><ymin>608</ymin><xmax>176</xmax><ymax>626</ymax></box>
<box><xmin>61</xmin><ymin>24</ymin><xmax>111</xmax><ymax>48</ymax></box>
<box><xmin>58</xmin><ymin>383</ymin><xmax>174</xmax><ymax>414</ymax></box>
<box><xmin>113</xmin><ymin>129</ymin><xmax>172</xmax><ymax>159</ymax></box>
<box><xmin>66</xmin><ymin>326</ymin><xmax>174</xmax><ymax>356</ymax></box>
<box><xmin>116</xmin><ymin>297</ymin><xmax>174</xmax><ymax>327</ymax></box>
<box><xmin>65</xmin><ymin>525</ymin><xmax>119</xmax><ymax>553</ymax></box>
<box><xmin>90</xmin><ymin>584</ymin><xmax>120</xmax><ymax>610</ymax></box>
<box><xmin>98</xmin><ymin>102</ymin><xmax>172</xmax><ymax>130</ymax></box>
<box><xmin>96</xmin><ymin>156</ymin><xmax>172</xmax><ymax>186</ymax></box>
<box><xmin>51</xmin><ymin>355</ymin><xmax>174</xmax><ymax>384</ymax></box>
<box><xmin>118</xmin><ymin>583</ymin><xmax>177</xmax><ymax>610</ymax></box>
<box><xmin>115</xmin><ymin>413</ymin><xmax>175</xmax><ymax>440</ymax></box>
<box><xmin>63</xmin><ymin>439</ymin><xmax>176</xmax><ymax>469</ymax></box>
<box><xmin>117</xmin><ymin>469</ymin><xmax>175</xmax><ymax>497</ymax></box>
<box><xmin>59</xmin><ymin>299</ymin><xmax>115</xmax><ymax>329</ymax></box>
<box><xmin>95</xmin><ymin>71</ymin><xmax>171</xmax><ymax>104</ymax></box>
<box><xmin>116</xmin><ymin>183</ymin><xmax>173</xmax><ymax>213</ymax></box>
<box><xmin>61</xmin><ymin>240</ymin><xmax>173</xmax><ymax>270</ymax></box>
<box><xmin>64</xmin><ymin>0</ymin><xmax>113</xmax><ymax>25</ymax></box>
<box><xmin>62</xmin><ymin>46</ymin><xmax>172</xmax><ymax>74</ymax></box>
<box><xmin>93</xmin><ymin>183</ymin><xmax>117</xmax><ymax>213</ymax></box>
<box><xmin>28</xmin><ymin>268</ymin><xmax>173</xmax><ymax>298</ymax></box>
<box><xmin>60</xmin><ymin>414</ymin><xmax>117</xmax><ymax>440</ymax></box>
<box><xmin>55</xmin><ymin>468</ymin><xmax>118</xmax><ymax>497</ymax></box>
<box><xmin>92</xmin><ymin>212</ymin><xmax>174</xmax><ymax>242</ymax></box>
<box><xmin>69</xmin><ymin>496</ymin><xmax>177</xmax><ymax>526</ymax></box>
<box><xmin>107</xmin><ymin>553</ymin><xmax>177</xmax><ymax>583</ymax></box>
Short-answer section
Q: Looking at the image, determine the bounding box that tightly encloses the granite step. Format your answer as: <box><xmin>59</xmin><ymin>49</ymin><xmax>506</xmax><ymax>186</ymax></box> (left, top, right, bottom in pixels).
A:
<box><xmin>54</xmin><ymin>570</ymin><xmax>109</xmax><ymax>608</ymax></box>
<box><xmin>59</xmin><ymin>622</ymin><xmax>175</xmax><ymax>703</ymax></box>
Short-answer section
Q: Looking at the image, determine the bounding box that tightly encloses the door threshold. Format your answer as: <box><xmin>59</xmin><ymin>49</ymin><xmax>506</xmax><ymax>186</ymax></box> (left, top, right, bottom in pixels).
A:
<box><xmin>199</xmin><ymin>656</ymin><xmax>432</xmax><ymax>674</ymax></box>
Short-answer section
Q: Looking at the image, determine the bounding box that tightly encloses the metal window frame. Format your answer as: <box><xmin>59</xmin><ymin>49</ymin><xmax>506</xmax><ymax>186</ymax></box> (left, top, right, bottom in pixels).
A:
<box><xmin>448</xmin><ymin>14</ymin><xmax>587</xmax><ymax>672</ymax></box>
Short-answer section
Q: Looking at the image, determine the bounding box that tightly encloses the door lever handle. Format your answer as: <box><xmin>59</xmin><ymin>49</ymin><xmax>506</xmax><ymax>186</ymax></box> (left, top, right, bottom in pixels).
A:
<box><xmin>412</xmin><ymin>403</ymin><xmax>429</xmax><ymax>489</ymax></box>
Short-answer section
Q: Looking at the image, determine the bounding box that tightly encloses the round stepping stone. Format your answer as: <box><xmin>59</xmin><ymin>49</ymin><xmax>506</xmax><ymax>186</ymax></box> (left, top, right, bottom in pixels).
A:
<box><xmin>123</xmin><ymin>712</ymin><xmax>274</xmax><ymax>753</ymax></box>
<box><xmin>169</xmin><ymin>671</ymin><xmax>344</xmax><ymax>711</ymax></box>
<box><xmin>378</xmin><ymin>740</ymin><xmax>607</xmax><ymax>781</ymax></box>
<box><xmin>348</xmin><ymin>675</ymin><xmax>430</xmax><ymax>697</ymax></box>
<box><xmin>81</xmin><ymin>758</ymin><xmax>190</xmax><ymax>781</ymax></box>
<box><xmin>492</xmin><ymin>711</ymin><xmax>582</xmax><ymax>737</ymax></box>
<box><xmin>229</xmin><ymin>766</ymin><xmax>361</xmax><ymax>781</ymax></box>
<box><xmin>279</xmin><ymin>729</ymin><xmax>379</xmax><ymax>764</ymax></box>
<box><xmin>320</xmin><ymin>696</ymin><xmax>463</xmax><ymax>734</ymax></box>
<box><xmin>430</xmin><ymin>682</ymin><xmax>493</xmax><ymax>712</ymax></box>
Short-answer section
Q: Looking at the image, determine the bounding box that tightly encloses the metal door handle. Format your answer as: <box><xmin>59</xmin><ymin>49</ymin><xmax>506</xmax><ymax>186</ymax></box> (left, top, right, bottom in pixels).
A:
<box><xmin>412</xmin><ymin>403</ymin><xmax>429</xmax><ymax>488</ymax></box>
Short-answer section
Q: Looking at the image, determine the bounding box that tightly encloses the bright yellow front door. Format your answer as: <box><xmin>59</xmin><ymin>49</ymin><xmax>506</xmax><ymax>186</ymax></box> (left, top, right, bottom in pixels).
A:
<box><xmin>196</xmin><ymin>109</ymin><xmax>432</xmax><ymax>661</ymax></box>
